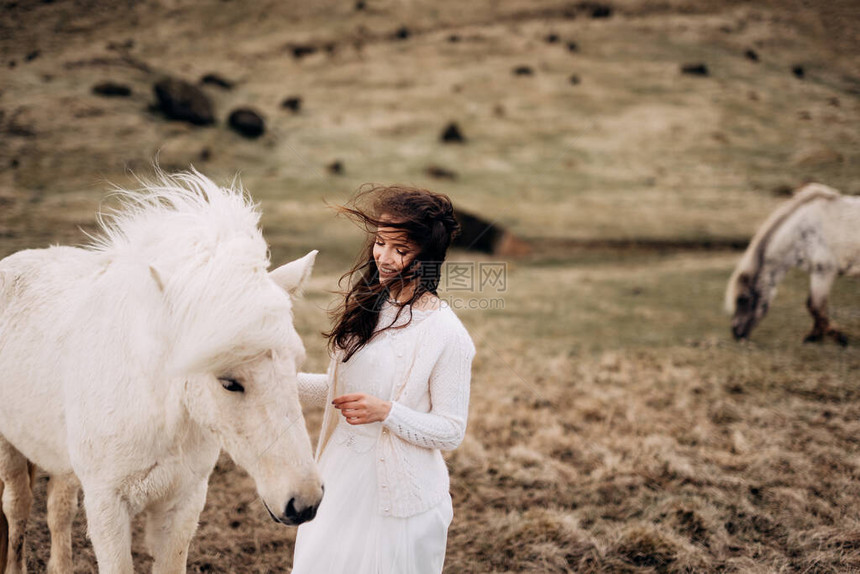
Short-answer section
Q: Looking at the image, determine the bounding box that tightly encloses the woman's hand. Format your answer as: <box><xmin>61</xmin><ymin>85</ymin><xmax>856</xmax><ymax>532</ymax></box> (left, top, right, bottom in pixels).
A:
<box><xmin>332</xmin><ymin>393</ymin><xmax>392</xmax><ymax>425</ymax></box>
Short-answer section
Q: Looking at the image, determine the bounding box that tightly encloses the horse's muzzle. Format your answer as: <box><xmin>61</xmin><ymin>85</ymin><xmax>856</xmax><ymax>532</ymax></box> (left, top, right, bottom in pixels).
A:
<box><xmin>263</xmin><ymin>489</ymin><xmax>323</xmax><ymax>526</ymax></box>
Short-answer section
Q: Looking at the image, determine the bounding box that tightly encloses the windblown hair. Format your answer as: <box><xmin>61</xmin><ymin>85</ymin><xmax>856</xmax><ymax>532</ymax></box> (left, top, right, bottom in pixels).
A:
<box><xmin>324</xmin><ymin>184</ymin><xmax>461</xmax><ymax>361</ymax></box>
<box><xmin>90</xmin><ymin>167</ymin><xmax>293</xmax><ymax>375</ymax></box>
<box><xmin>724</xmin><ymin>183</ymin><xmax>841</xmax><ymax>314</ymax></box>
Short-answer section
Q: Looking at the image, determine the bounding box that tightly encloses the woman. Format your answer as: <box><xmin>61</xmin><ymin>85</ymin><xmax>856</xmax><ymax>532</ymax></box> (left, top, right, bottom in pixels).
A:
<box><xmin>291</xmin><ymin>184</ymin><xmax>476</xmax><ymax>574</ymax></box>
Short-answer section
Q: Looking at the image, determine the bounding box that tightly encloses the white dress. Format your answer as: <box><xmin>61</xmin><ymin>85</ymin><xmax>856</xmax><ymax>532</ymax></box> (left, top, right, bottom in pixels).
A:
<box><xmin>291</xmin><ymin>302</ymin><xmax>454</xmax><ymax>574</ymax></box>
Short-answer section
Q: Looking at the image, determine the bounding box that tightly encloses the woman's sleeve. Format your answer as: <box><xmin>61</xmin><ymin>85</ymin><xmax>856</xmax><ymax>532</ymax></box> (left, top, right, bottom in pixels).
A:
<box><xmin>297</xmin><ymin>371</ymin><xmax>329</xmax><ymax>408</ymax></box>
<box><xmin>382</xmin><ymin>328</ymin><xmax>476</xmax><ymax>451</ymax></box>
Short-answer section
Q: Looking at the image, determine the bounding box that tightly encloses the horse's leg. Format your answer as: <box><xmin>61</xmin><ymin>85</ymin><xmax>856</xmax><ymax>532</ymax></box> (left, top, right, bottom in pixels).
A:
<box><xmin>144</xmin><ymin>480</ymin><xmax>208</xmax><ymax>574</ymax></box>
<box><xmin>46</xmin><ymin>474</ymin><xmax>79</xmax><ymax>574</ymax></box>
<box><xmin>0</xmin><ymin>438</ymin><xmax>33</xmax><ymax>574</ymax></box>
<box><xmin>0</xmin><ymin>479</ymin><xmax>7</xmax><ymax>574</ymax></box>
<box><xmin>804</xmin><ymin>268</ymin><xmax>847</xmax><ymax>345</ymax></box>
<box><xmin>82</xmin><ymin>489</ymin><xmax>133</xmax><ymax>573</ymax></box>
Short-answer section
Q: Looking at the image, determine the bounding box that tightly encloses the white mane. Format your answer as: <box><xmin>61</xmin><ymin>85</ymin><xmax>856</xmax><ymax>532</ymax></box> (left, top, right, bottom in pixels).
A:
<box><xmin>89</xmin><ymin>167</ymin><xmax>293</xmax><ymax>375</ymax></box>
<box><xmin>724</xmin><ymin>183</ymin><xmax>841</xmax><ymax>313</ymax></box>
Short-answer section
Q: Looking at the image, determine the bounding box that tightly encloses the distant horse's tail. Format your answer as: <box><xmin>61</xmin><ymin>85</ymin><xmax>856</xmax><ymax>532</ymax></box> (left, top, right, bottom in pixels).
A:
<box><xmin>724</xmin><ymin>183</ymin><xmax>841</xmax><ymax>314</ymax></box>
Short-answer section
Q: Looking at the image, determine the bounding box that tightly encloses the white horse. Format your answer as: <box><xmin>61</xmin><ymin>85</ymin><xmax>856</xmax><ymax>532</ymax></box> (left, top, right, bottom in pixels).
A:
<box><xmin>725</xmin><ymin>183</ymin><xmax>860</xmax><ymax>344</ymax></box>
<box><xmin>0</xmin><ymin>169</ymin><xmax>323</xmax><ymax>573</ymax></box>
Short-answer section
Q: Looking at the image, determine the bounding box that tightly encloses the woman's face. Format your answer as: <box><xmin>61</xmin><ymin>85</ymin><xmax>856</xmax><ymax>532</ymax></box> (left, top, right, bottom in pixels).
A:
<box><xmin>373</xmin><ymin>225</ymin><xmax>417</xmax><ymax>281</ymax></box>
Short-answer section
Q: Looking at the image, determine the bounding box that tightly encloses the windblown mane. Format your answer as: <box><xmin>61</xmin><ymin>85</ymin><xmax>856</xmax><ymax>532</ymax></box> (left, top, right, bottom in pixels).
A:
<box><xmin>88</xmin><ymin>167</ymin><xmax>292</xmax><ymax>375</ymax></box>
<box><xmin>724</xmin><ymin>183</ymin><xmax>841</xmax><ymax>313</ymax></box>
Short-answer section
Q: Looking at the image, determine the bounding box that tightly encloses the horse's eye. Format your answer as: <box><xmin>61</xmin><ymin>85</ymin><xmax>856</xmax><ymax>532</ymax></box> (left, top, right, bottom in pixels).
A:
<box><xmin>219</xmin><ymin>377</ymin><xmax>245</xmax><ymax>393</ymax></box>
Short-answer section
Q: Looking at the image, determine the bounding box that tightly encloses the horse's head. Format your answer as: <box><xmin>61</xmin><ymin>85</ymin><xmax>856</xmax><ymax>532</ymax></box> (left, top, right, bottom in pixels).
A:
<box><xmin>180</xmin><ymin>250</ymin><xmax>323</xmax><ymax>525</ymax></box>
<box><xmin>729</xmin><ymin>271</ymin><xmax>769</xmax><ymax>340</ymax></box>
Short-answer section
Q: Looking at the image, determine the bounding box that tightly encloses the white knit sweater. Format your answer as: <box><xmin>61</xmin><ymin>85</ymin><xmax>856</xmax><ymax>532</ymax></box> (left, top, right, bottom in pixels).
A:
<box><xmin>298</xmin><ymin>298</ymin><xmax>476</xmax><ymax>517</ymax></box>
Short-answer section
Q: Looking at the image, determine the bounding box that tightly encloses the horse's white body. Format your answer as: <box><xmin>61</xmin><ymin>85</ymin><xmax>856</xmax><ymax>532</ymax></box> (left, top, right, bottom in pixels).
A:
<box><xmin>725</xmin><ymin>183</ymin><xmax>860</xmax><ymax>343</ymax></box>
<box><xmin>0</xmin><ymin>170</ymin><xmax>323</xmax><ymax>573</ymax></box>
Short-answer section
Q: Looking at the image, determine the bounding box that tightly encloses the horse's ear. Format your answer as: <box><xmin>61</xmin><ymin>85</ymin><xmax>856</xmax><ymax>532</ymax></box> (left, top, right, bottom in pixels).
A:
<box><xmin>270</xmin><ymin>250</ymin><xmax>318</xmax><ymax>297</ymax></box>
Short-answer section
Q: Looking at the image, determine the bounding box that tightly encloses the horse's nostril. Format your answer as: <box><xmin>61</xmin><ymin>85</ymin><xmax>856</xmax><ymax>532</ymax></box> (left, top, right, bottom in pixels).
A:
<box><xmin>284</xmin><ymin>497</ymin><xmax>320</xmax><ymax>525</ymax></box>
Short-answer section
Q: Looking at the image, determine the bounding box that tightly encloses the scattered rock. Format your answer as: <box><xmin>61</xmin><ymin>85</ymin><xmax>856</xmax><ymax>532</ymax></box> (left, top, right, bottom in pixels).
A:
<box><xmin>681</xmin><ymin>63</ymin><xmax>709</xmax><ymax>76</ymax></box>
<box><xmin>324</xmin><ymin>42</ymin><xmax>337</xmax><ymax>55</ymax></box>
<box><xmin>453</xmin><ymin>209</ymin><xmax>530</xmax><ymax>255</ymax></box>
<box><xmin>492</xmin><ymin>103</ymin><xmax>505</xmax><ymax>118</ymax></box>
<box><xmin>448</xmin><ymin>34</ymin><xmax>461</xmax><ymax>43</ymax></box>
<box><xmin>792</xmin><ymin>65</ymin><xmax>805</xmax><ymax>79</ymax></box>
<box><xmin>744</xmin><ymin>49</ymin><xmax>759</xmax><ymax>62</ymax></box>
<box><xmin>797</xmin><ymin>110</ymin><xmax>811</xmax><ymax>121</ymax></box>
<box><xmin>24</xmin><ymin>50</ymin><xmax>40</xmax><ymax>62</ymax></box>
<box><xmin>327</xmin><ymin>160</ymin><xmax>344</xmax><ymax>175</ymax></box>
<box><xmin>393</xmin><ymin>26</ymin><xmax>411</xmax><ymax>40</ymax></box>
<box><xmin>281</xmin><ymin>96</ymin><xmax>302</xmax><ymax>112</ymax></box>
<box><xmin>569</xmin><ymin>74</ymin><xmax>581</xmax><ymax>85</ymax></box>
<box><xmin>200</xmin><ymin>148</ymin><xmax>211</xmax><ymax>161</ymax></box>
<box><xmin>425</xmin><ymin>165</ymin><xmax>458</xmax><ymax>180</ymax></box>
<box><xmin>828</xmin><ymin>97</ymin><xmax>840</xmax><ymax>107</ymax></box>
<box><xmin>582</xmin><ymin>2</ymin><xmax>613</xmax><ymax>18</ymax></box>
<box><xmin>545</xmin><ymin>33</ymin><xmax>560</xmax><ymax>44</ymax></box>
<box><xmin>8</xmin><ymin>60</ymin><xmax>16</xmax><ymax>68</ymax></box>
<box><xmin>228</xmin><ymin>108</ymin><xmax>265</xmax><ymax>138</ymax></box>
<box><xmin>10</xmin><ymin>158</ymin><xmax>19</xmax><ymax>169</ymax></box>
<box><xmin>772</xmin><ymin>184</ymin><xmax>794</xmax><ymax>197</ymax></box>
<box><xmin>291</xmin><ymin>44</ymin><xmax>317</xmax><ymax>59</ymax></box>
<box><xmin>355</xmin><ymin>0</ymin><xmax>366</xmax><ymax>10</ymax></box>
<box><xmin>440</xmin><ymin>122</ymin><xmax>465</xmax><ymax>143</ymax></box>
<box><xmin>512</xmin><ymin>65</ymin><xmax>534</xmax><ymax>76</ymax></box>
<box><xmin>567</xmin><ymin>41</ymin><xmax>579</xmax><ymax>53</ymax></box>
<box><xmin>92</xmin><ymin>82</ymin><xmax>132</xmax><ymax>97</ymax></box>
<box><xmin>153</xmin><ymin>77</ymin><xmax>215</xmax><ymax>125</ymax></box>
<box><xmin>200</xmin><ymin>73</ymin><xmax>234</xmax><ymax>89</ymax></box>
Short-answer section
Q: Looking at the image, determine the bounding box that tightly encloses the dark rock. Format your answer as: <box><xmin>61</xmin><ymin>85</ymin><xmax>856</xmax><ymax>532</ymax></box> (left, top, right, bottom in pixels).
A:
<box><xmin>10</xmin><ymin>158</ymin><xmax>19</xmax><ymax>169</ymax></box>
<box><xmin>24</xmin><ymin>50</ymin><xmax>40</xmax><ymax>62</ymax></box>
<box><xmin>228</xmin><ymin>108</ymin><xmax>265</xmax><ymax>138</ymax></box>
<box><xmin>8</xmin><ymin>60</ymin><xmax>16</xmax><ymax>68</ymax></box>
<box><xmin>448</xmin><ymin>34</ymin><xmax>461</xmax><ymax>43</ymax></box>
<box><xmin>567</xmin><ymin>41</ymin><xmax>579</xmax><ymax>52</ymax></box>
<box><xmin>772</xmin><ymin>184</ymin><xmax>794</xmax><ymax>197</ymax></box>
<box><xmin>569</xmin><ymin>74</ymin><xmax>581</xmax><ymax>85</ymax></box>
<box><xmin>744</xmin><ymin>49</ymin><xmax>759</xmax><ymax>62</ymax></box>
<box><xmin>792</xmin><ymin>65</ymin><xmax>805</xmax><ymax>79</ymax></box>
<box><xmin>324</xmin><ymin>42</ymin><xmax>337</xmax><ymax>54</ymax></box>
<box><xmin>327</xmin><ymin>160</ymin><xmax>344</xmax><ymax>175</ymax></box>
<box><xmin>512</xmin><ymin>65</ymin><xmax>534</xmax><ymax>76</ymax></box>
<box><xmin>440</xmin><ymin>122</ymin><xmax>465</xmax><ymax>143</ymax></box>
<box><xmin>393</xmin><ymin>26</ymin><xmax>411</xmax><ymax>40</ymax></box>
<box><xmin>92</xmin><ymin>82</ymin><xmax>132</xmax><ymax>97</ymax></box>
<box><xmin>153</xmin><ymin>77</ymin><xmax>215</xmax><ymax>125</ymax></box>
<box><xmin>200</xmin><ymin>73</ymin><xmax>234</xmax><ymax>89</ymax></box>
<box><xmin>581</xmin><ymin>2</ymin><xmax>612</xmax><ymax>18</ymax></box>
<box><xmin>453</xmin><ymin>209</ymin><xmax>530</xmax><ymax>255</ymax></box>
<box><xmin>425</xmin><ymin>165</ymin><xmax>458</xmax><ymax>180</ymax></box>
<box><xmin>545</xmin><ymin>33</ymin><xmax>560</xmax><ymax>44</ymax></box>
<box><xmin>200</xmin><ymin>147</ymin><xmax>211</xmax><ymax>161</ymax></box>
<box><xmin>355</xmin><ymin>0</ymin><xmax>365</xmax><ymax>10</ymax></box>
<box><xmin>281</xmin><ymin>96</ymin><xmax>302</xmax><ymax>112</ymax></box>
<box><xmin>292</xmin><ymin>44</ymin><xmax>317</xmax><ymax>59</ymax></box>
<box><xmin>681</xmin><ymin>63</ymin><xmax>709</xmax><ymax>76</ymax></box>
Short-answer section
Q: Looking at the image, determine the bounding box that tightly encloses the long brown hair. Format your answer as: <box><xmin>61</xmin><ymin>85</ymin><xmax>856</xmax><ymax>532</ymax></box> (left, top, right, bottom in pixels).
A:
<box><xmin>323</xmin><ymin>184</ymin><xmax>461</xmax><ymax>362</ymax></box>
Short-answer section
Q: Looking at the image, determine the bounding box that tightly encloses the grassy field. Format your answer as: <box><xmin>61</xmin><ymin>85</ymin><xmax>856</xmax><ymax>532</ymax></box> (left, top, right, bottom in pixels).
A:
<box><xmin>2</xmin><ymin>0</ymin><xmax>860</xmax><ymax>572</ymax></box>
